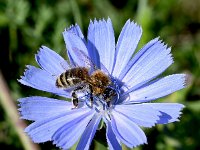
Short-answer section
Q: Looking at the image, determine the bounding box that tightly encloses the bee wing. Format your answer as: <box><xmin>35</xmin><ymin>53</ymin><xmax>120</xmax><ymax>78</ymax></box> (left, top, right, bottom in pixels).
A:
<box><xmin>69</xmin><ymin>47</ymin><xmax>112</xmax><ymax>76</ymax></box>
<box><xmin>71</xmin><ymin>47</ymin><xmax>97</xmax><ymax>72</ymax></box>
<box><xmin>67</xmin><ymin>50</ymin><xmax>77</xmax><ymax>68</ymax></box>
<box><xmin>60</xmin><ymin>60</ymin><xmax>70</xmax><ymax>70</ymax></box>
<box><xmin>100</xmin><ymin>62</ymin><xmax>112</xmax><ymax>77</ymax></box>
<box><xmin>50</xmin><ymin>59</ymin><xmax>69</xmax><ymax>77</ymax></box>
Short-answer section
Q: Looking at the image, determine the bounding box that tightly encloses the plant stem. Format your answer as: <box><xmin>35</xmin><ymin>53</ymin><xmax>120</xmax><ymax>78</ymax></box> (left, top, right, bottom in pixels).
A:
<box><xmin>0</xmin><ymin>71</ymin><xmax>40</xmax><ymax>150</ymax></box>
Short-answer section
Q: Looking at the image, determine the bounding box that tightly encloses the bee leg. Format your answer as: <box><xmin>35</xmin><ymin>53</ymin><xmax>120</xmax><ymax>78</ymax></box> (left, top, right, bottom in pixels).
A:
<box><xmin>103</xmin><ymin>87</ymin><xmax>117</xmax><ymax>107</ymax></box>
<box><xmin>106</xmin><ymin>100</ymin><xmax>111</xmax><ymax>107</ymax></box>
<box><xmin>71</xmin><ymin>86</ymin><xmax>86</xmax><ymax>109</ymax></box>
<box><xmin>90</xmin><ymin>94</ymin><xmax>93</xmax><ymax>107</ymax></box>
<box><xmin>89</xmin><ymin>85</ymin><xmax>93</xmax><ymax>107</ymax></box>
<box><xmin>71</xmin><ymin>91</ymin><xmax>78</xmax><ymax>109</ymax></box>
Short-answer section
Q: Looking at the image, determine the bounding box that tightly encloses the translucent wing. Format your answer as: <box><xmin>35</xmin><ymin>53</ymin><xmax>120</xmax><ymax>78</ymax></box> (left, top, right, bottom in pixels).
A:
<box><xmin>69</xmin><ymin>47</ymin><xmax>97</xmax><ymax>73</ymax></box>
<box><xmin>68</xmin><ymin>47</ymin><xmax>112</xmax><ymax>77</ymax></box>
<box><xmin>67</xmin><ymin>50</ymin><xmax>77</xmax><ymax>68</ymax></box>
<box><xmin>60</xmin><ymin>60</ymin><xmax>70</xmax><ymax>70</ymax></box>
<box><xmin>100</xmin><ymin>62</ymin><xmax>112</xmax><ymax>77</ymax></box>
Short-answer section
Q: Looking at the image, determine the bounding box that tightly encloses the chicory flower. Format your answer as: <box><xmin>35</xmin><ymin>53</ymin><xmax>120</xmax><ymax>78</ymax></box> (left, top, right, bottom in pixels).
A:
<box><xmin>18</xmin><ymin>18</ymin><xmax>186</xmax><ymax>150</ymax></box>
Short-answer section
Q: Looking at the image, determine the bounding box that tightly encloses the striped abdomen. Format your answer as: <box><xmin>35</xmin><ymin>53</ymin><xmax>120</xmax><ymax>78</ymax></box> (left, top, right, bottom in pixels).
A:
<box><xmin>56</xmin><ymin>67</ymin><xmax>89</xmax><ymax>88</ymax></box>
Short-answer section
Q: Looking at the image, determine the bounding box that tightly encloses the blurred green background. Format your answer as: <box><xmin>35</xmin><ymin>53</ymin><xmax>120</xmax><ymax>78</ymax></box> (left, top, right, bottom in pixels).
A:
<box><xmin>0</xmin><ymin>0</ymin><xmax>200</xmax><ymax>149</ymax></box>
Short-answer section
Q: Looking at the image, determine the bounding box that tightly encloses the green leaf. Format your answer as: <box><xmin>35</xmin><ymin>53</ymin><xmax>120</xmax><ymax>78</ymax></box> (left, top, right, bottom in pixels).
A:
<box><xmin>94</xmin><ymin>140</ymin><xmax>107</xmax><ymax>150</ymax></box>
<box><xmin>186</xmin><ymin>101</ymin><xmax>200</xmax><ymax>112</ymax></box>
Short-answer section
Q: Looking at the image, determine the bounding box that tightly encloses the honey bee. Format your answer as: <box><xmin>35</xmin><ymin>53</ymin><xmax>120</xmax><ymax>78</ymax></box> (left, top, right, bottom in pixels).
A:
<box><xmin>56</xmin><ymin>67</ymin><xmax>116</xmax><ymax>108</ymax></box>
<box><xmin>55</xmin><ymin>48</ymin><xmax>117</xmax><ymax>108</ymax></box>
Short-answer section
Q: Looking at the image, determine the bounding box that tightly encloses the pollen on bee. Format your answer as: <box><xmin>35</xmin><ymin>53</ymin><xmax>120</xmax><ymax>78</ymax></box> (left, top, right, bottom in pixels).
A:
<box><xmin>90</xmin><ymin>70</ymin><xmax>111</xmax><ymax>87</ymax></box>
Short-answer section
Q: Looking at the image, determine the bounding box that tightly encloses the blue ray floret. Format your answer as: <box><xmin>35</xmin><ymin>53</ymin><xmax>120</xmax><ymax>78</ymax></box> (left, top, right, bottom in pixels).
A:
<box><xmin>18</xmin><ymin>18</ymin><xmax>186</xmax><ymax>150</ymax></box>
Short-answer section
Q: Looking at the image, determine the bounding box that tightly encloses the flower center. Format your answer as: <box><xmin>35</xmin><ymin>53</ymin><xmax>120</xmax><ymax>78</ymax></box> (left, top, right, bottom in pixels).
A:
<box><xmin>78</xmin><ymin>78</ymin><xmax>120</xmax><ymax>112</ymax></box>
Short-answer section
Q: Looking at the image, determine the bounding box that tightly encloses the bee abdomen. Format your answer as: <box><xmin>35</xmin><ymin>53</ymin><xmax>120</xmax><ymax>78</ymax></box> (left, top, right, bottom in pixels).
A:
<box><xmin>56</xmin><ymin>72</ymin><xmax>69</xmax><ymax>88</ymax></box>
<box><xmin>56</xmin><ymin>67</ymin><xmax>89</xmax><ymax>88</ymax></box>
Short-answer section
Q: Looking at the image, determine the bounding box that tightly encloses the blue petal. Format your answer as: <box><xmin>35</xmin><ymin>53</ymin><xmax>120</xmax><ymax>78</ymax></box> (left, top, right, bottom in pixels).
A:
<box><xmin>114</xmin><ymin>104</ymin><xmax>161</xmax><ymax>128</ymax></box>
<box><xmin>87</xmin><ymin>18</ymin><xmax>115</xmax><ymax>72</ymax></box>
<box><xmin>118</xmin><ymin>38</ymin><xmax>157</xmax><ymax>80</ymax></box>
<box><xmin>124</xmin><ymin>74</ymin><xmax>186</xmax><ymax>103</ymax></box>
<box><xmin>52</xmin><ymin>110</ymin><xmax>95</xmax><ymax>149</ymax></box>
<box><xmin>35</xmin><ymin>46</ymin><xmax>69</xmax><ymax>76</ymax></box>
<box><xmin>25</xmin><ymin>108</ymin><xmax>93</xmax><ymax>143</ymax></box>
<box><xmin>18</xmin><ymin>96</ymin><xmax>72</xmax><ymax>121</ymax></box>
<box><xmin>104</xmin><ymin>119</ymin><xmax>121</xmax><ymax>150</ymax></box>
<box><xmin>76</xmin><ymin>114</ymin><xmax>101</xmax><ymax>150</ymax></box>
<box><xmin>119</xmin><ymin>38</ymin><xmax>173</xmax><ymax>90</ymax></box>
<box><xmin>146</xmin><ymin>103</ymin><xmax>185</xmax><ymax>124</ymax></box>
<box><xmin>67</xmin><ymin>24</ymin><xmax>85</xmax><ymax>40</ymax></box>
<box><xmin>63</xmin><ymin>28</ymin><xmax>88</xmax><ymax>66</ymax></box>
<box><xmin>112</xmin><ymin>20</ymin><xmax>142</xmax><ymax>77</ymax></box>
<box><xmin>111</xmin><ymin>110</ymin><xmax>147</xmax><ymax>148</ymax></box>
<box><xmin>18</xmin><ymin>65</ymin><xmax>70</xmax><ymax>97</ymax></box>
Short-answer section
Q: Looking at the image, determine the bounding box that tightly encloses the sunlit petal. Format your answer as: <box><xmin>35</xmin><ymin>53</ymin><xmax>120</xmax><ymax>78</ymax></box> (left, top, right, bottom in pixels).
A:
<box><xmin>87</xmin><ymin>18</ymin><xmax>115</xmax><ymax>72</ymax></box>
<box><xmin>18</xmin><ymin>96</ymin><xmax>72</xmax><ymax>121</ymax></box>
<box><xmin>18</xmin><ymin>65</ymin><xmax>70</xmax><ymax>97</ymax></box>
<box><xmin>112</xmin><ymin>20</ymin><xmax>142</xmax><ymax>77</ymax></box>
